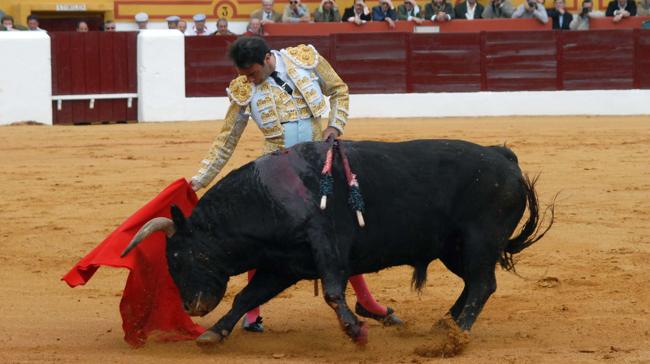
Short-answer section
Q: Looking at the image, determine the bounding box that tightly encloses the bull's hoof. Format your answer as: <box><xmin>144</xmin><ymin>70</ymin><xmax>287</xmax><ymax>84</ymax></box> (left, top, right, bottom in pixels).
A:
<box><xmin>353</xmin><ymin>321</ymin><xmax>369</xmax><ymax>347</ymax></box>
<box><xmin>195</xmin><ymin>330</ymin><xmax>224</xmax><ymax>348</ymax></box>
<box><xmin>355</xmin><ymin>302</ymin><xmax>404</xmax><ymax>326</ymax></box>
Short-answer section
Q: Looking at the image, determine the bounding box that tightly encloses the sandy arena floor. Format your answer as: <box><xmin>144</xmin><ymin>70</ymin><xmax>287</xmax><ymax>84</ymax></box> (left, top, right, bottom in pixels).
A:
<box><xmin>1</xmin><ymin>116</ymin><xmax>649</xmax><ymax>363</ymax></box>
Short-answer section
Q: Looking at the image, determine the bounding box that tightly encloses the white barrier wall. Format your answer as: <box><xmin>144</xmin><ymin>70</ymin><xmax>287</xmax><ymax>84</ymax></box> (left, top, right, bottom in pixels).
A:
<box><xmin>0</xmin><ymin>32</ymin><xmax>52</xmax><ymax>125</ymax></box>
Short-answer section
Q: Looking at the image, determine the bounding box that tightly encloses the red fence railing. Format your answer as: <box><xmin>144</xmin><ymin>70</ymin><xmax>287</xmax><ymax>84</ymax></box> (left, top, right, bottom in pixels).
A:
<box><xmin>50</xmin><ymin>32</ymin><xmax>137</xmax><ymax>124</ymax></box>
<box><xmin>185</xmin><ymin>29</ymin><xmax>650</xmax><ymax>97</ymax></box>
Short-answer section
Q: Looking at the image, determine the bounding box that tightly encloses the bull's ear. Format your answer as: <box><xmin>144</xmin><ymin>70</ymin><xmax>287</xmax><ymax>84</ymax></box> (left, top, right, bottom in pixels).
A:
<box><xmin>170</xmin><ymin>205</ymin><xmax>188</xmax><ymax>232</ymax></box>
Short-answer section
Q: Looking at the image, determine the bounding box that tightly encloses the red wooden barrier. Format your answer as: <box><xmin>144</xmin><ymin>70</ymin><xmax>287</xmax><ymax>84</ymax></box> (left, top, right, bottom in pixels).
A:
<box><xmin>560</xmin><ymin>29</ymin><xmax>635</xmax><ymax>90</ymax></box>
<box><xmin>331</xmin><ymin>32</ymin><xmax>409</xmax><ymax>93</ymax></box>
<box><xmin>409</xmin><ymin>33</ymin><xmax>482</xmax><ymax>93</ymax></box>
<box><xmin>50</xmin><ymin>32</ymin><xmax>137</xmax><ymax>125</ymax></box>
<box><xmin>182</xmin><ymin>29</ymin><xmax>647</xmax><ymax>97</ymax></box>
<box><xmin>185</xmin><ymin>36</ymin><xmax>237</xmax><ymax>97</ymax></box>
<box><xmin>589</xmin><ymin>16</ymin><xmax>650</xmax><ymax>30</ymax></box>
<box><xmin>636</xmin><ymin>29</ymin><xmax>650</xmax><ymax>89</ymax></box>
<box><xmin>482</xmin><ymin>31</ymin><xmax>558</xmax><ymax>91</ymax></box>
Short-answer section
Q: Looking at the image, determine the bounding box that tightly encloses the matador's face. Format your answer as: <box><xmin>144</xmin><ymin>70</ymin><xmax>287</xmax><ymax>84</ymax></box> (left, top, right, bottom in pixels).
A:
<box><xmin>236</xmin><ymin>52</ymin><xmax>274</xmax><ymax>85</ymax></box>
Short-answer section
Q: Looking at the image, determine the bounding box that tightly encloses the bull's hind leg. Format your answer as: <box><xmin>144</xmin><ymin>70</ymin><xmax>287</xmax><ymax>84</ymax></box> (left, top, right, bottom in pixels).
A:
<box><xmin>307</xmin><ymin>225</ymin><xmax>368</xmax><ymax>346</ymax></box>
<box><xmin>452</xmin><ymin>227</ymin><xmax>499</xmax><ymax>332</ymax></box>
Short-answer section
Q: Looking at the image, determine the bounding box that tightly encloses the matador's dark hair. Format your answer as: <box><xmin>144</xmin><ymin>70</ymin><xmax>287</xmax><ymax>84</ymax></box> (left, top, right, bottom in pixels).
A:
<box><xmin>228</xmin><ymin>36</ymin><xmax>271</xmax><ymax>68</ymax></box>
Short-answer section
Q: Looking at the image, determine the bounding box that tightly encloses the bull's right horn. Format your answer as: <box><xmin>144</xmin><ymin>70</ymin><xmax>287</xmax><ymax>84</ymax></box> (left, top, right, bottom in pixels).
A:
<box><xmin>120</xmin><ymin>217</ymin><xmax>176</xmax><ymax>257</ymax></box>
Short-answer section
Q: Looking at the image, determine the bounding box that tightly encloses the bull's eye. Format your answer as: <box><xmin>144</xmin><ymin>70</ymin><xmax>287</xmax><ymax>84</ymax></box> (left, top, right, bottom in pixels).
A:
<box><xmin>173</xmin><ymin>252</ymin><xmax>179</xmax><ymax>258</ymax></box>
<box><xmin>197</xmin><ymin>252</ymin><xmax>210</xmax><ymax>263</ymax></box>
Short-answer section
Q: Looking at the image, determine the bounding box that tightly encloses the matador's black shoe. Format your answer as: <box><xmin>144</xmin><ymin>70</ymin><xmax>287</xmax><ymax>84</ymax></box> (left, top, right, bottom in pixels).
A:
<box><xmin>354</xmin><ymin>302</ymin><xmax>404</xmax><ymax>326</ymax></box>
<box><xmin>242</xmin><ymin>316</ymin><xmax>264</xmax><ymax>333</ymax></box>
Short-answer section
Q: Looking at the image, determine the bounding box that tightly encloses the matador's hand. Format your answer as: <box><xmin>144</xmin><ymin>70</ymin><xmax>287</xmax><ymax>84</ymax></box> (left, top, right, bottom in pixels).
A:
<box><xmin>322</xmin><ymin>126</ymin><xmax>341</xmax><ymax>141</ymax></box>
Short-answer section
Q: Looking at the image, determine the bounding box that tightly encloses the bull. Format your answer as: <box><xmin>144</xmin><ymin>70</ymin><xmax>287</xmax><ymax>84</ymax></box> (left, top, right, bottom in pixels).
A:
<box><xmin>122</xmin><ymin>139</ymin><xmax>552</xmax><ymax>349</ymax></box>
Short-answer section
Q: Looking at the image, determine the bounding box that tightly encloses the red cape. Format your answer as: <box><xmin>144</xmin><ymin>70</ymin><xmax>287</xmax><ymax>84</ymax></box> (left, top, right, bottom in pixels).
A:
<box><xmin>62</xmin><ymin>178</ymin><xmax>205</xmax><ymax>347</ymax></box>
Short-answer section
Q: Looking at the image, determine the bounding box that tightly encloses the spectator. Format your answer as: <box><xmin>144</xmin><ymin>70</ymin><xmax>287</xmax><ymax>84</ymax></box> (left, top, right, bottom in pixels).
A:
<box><xmin>606</xmin><ymin>0</ymin><xmax>636</xmax><ymax>22</ymax></box>
<box><xmin>251</xmin><ymin>0</ymin><xmax>283</xmax><ymax>23</ymax></box>
<box><xmin>482</xmin><ymin>0</ymin><xmax>515</xmax><ymax>18</ymax></box>
<box><xmin>166</xmin><ymin>15</ymin><xmax>180</xmax><ymax>29</ymax></box>
<box><xmin>1</xmin><ymin>15</ymin><xmax>17</xmax><ymax>31</ymax></box>
<box><xmin>372</xmin><ymin>0</ymin><xmax>398</xmax><ymax>28</ymax></box>
<box><xmin>104</xmin><ymin>20</ymin><xmax>116</xmax><ymax>31</ymax></box>
<box><xmin>314</xmin><ymin>0</ymin><xmax>342</xmax><ymax>22</ymax></box>
<box><xmin>76</xmin><ymin>20</ymin><xmax>89</xmax><ymax>32</ymax></box>
<box><xmin>638</xmin><ymin>0</ymin><xmax>650</xmax><ymax>15</ymax></box>
<box><xmin>424</xmin><ymin>0</ymin><xmax>455</xmax><ymax>21</ymax></box>
<box><xmin>214</xmin><ymin>18</ymin><xmax>236</xmax><ymax>35</ymax></box>
<box><xmin>187</xmin><ymin>13</ymin><xmax>210</xmax><ymax>36</ymax></box>
<box><xmin>135</xmin><ymin>12</ymin><xmax>148</xmax><ymax>30</ymax></box>
<box><xmin>282</xmin><ymin>0</ymin><xmax>311</xmax><ymax>22</ymax></box>
<box><xmin>569</xmin><ymin>0</ymin><xmax>603</xmax><ymax>30</ymax></box>
<box><xmin>343</xmin><ymin>0</ymin><xmax>372</xmax><ymax>24</ymax></box>
<box><xmin>455</xmin><ymin>0</ymin><xmax>484</xmax><ymax>19</ymax></box>
<box><xmin>243</xmin><ymin>17</ymin><xmax>268</xmax><ymax>35</ymax></box>
<box><xmin>397</xmin><ymin>0</ymin><xmax>425</xmax><ymax>22</ymax></box>
<box><xmin>512</xmin><ymin>0</ymin><xmax>549</xmax><ymax>23</ymax></box>
<box><xmin>547</xmin><ymin>0</ymin><xmax>572</xmax><ymax>29</ymax></box>
<box><xmin>26</xmin><ymin>15</ymin><xmax>44</xmax><ymax>31</ymax></box>
<box><xmin>178</xmin><ymin>20</ymin><xmax>188</xmax><ymax>34</ymax></box>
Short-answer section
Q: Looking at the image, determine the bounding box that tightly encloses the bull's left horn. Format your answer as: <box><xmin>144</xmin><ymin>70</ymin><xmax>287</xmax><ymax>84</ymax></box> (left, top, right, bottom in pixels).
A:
<box><xmin>120</xmin><ymin>217</ymin><xmax>176</xmax><ymax>257</ymax></box>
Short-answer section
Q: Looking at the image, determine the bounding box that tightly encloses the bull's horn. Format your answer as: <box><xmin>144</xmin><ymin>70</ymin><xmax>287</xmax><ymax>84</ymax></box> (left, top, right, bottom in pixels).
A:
<box><xmin>120</xmin><ymin>217</ymin><xmax>176</xmax><ymax>257</ymax></box>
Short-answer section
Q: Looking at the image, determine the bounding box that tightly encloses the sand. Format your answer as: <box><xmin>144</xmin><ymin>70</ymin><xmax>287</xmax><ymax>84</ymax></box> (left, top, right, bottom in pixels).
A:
<box><xmin>1</xmin><ymin>116</ymin><xmax>649</xmax><ymax>363</ymax></box>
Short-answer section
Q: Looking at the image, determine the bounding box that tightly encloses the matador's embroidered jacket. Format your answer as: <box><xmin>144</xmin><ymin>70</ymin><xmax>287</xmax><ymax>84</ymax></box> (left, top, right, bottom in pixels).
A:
<box><xmin>191</xmin><ymin>44</ymin><xmax>349</xmax><ymax>189</ymax></box>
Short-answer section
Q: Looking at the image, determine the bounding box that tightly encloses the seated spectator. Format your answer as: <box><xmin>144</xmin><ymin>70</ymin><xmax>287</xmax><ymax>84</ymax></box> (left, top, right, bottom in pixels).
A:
<box><xmin>214</xmin><ymin>18</ymin><xmax>236</xmax><ymax>35</ymax></box>
<box><xmin>76</xmin><ymin>20</ymin><xmax>89</xmax><ymax>32</ymax></box>
<box><xmin>135</xmin><ymin>12</ymin><xmax>148</xmax><ymax>30</ymax></box>
<box><xmin>252</xmin><ymin>0</ymin><xmax>283</xmax><ymax>23</ymax></box>
<box><xmin>26</xmin><ymin>15</ymin><xmax>45</xmax><ymax>31</ymax></box>
<box><xmin>606</xmin><ymin>0</ymin><xmax>636</xmax><ymax>22</ymax></box>
<box><xmin>397</xmin><ymin>0</ymin><xmax>425</xmax><ymax>23</ymax></box>
<box><xmin>372</xmin><ymin>0</ymin><xmax>398</xmax><ymax>28</ymax></box>
<box><xmin>512</xmin><ymin>0</ymin><xmax>549</xmax><ymax>23</ymax></box>
<box><xmin>547</xmin><ymin>0</ymin><xmax>572</xmax><ymax>29</ymax></box>
<box><xmin>283</xmin><ymin>0</ymin><xmax>311</xmax><ymax>22</ymax></box>
<box><xmin>424</xmin><ymin>0</ymin><xmax>455</xmax><ymax>21</ymax></box>
<box><xmin>103</xmin><ymin>20</ymin><xmax>116</xmax><ymax>31</ymax></box>
<box><xmin>314</xmin><ymin>0</ymin><xmax>342</xmax><ymax>22</ymax></box>
<box><xmin>166</xmin><ymin>16</ymin><xmax>180</xmax><ymax>29</ymax></box>
<box><xmin>178</xmin><ymin>20</ymin><xmax>188</xmax><ymax>34</ymax></box>
<box><xmin>343</xmin><ymin>0</ymin><xmax>372</xmax><ymax>24</ymax></box>
<box><xmin>569</xmin><ymin>0</ymin><xmax>603</xmax><ymax>30</ymax></box>
<box><xmin>482</xmin><ymin>0</ymin><xmax>515</xmax><ymax>18</ymax></box>
<box><xmin>455</xmin><ymin>0</ymin><xmax>484</xmax><ymax>19</ymax></box>
<box><xmin>638</xmin><ymin>0</ymin><xmax>650</xmax><ymax>15</ymax></box>
<box><xmin>243</xmin><ymin>18</ymin><xmax>269</xmax><ymax>35</ymax></box>
<box><xmin>1</xmin><ymin>15</ymin><xmax>18</xmax><ymax>31</ymax></box>
<box><xmin>187</xmin><ymin>13</ymin><xmax>210</xmax><ymax>35</ymax></box>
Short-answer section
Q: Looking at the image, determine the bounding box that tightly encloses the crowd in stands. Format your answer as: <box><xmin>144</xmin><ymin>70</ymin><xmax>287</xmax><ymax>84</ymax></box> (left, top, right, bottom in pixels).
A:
<box><xmin>1</xmin><ymin>0</ymin><xmax>649</xmax><ymax>33</ymax></box>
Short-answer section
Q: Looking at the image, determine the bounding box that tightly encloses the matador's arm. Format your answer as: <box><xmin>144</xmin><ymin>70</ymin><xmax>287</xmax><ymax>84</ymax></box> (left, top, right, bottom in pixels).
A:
<box><xmin>190</xmin><ymin>102</ymin><xmax>249</xmax><ymax>189</ymax></box>
<box><xmin>314</xmin><ymin>54</ymin><xmax>349</xmax><ymax>134</ymax></box>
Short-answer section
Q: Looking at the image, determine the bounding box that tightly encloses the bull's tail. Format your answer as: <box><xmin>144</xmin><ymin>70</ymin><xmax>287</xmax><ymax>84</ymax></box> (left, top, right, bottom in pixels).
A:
<box><xmin>499</xmin><ymin>174</ymin><xmax>555</xmax><ymax>271</ymax></box>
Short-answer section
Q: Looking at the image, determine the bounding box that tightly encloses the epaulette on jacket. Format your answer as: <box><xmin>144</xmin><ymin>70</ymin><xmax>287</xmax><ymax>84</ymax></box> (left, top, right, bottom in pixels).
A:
<box><xmin>226</xmin><ymin>76</ymin><xmax>254</xmax><ymax>106</ymax></box>
<box><xmin>281</xmin><ymin>44</ymin><xmax>319</xmax><ymax>69</ymax></box>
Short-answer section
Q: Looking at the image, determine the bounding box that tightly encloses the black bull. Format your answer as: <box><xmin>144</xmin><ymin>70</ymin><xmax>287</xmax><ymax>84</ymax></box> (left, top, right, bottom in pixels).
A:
<box><xmin>122</xmin><ymin>139</ymin><xmax>552</xmax><ymax>347</ymax></box>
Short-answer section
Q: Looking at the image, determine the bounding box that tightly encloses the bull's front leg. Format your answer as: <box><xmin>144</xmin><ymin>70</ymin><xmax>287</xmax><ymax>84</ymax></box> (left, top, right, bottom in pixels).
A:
<box><xmin>196</xmin><ymin>270</ymin><xmax>298</xmax><ymax>348</ymax></box>
<box><xmin>308</xmin><ymin>225</ymin><xmax>368</xmax><ymax>346</ymax></box>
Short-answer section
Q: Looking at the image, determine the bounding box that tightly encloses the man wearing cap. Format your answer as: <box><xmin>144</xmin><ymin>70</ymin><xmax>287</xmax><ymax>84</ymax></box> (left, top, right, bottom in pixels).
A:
<box><xmin>189</xmin><ymin>36</ymin><xmax>402</xmax><ymax>333</ymax></box>
<box><xmin>251</xmin><ymin>0</ymin><xmax>283</xmax><ymax>24</ymax></box>
<box><xmin>187</xmin><ymin>13</ymin><xmax>210</xmax><ymax>35</ymax></box>
<box><xmin>135</xmin><ymin>12</ymin><xmax>148</xmax><ymax>29</ymax></box>
<box><xmin>167</xmin><ymin>15</ymin><xmax>180</xmax><ymax>29</ymax></box>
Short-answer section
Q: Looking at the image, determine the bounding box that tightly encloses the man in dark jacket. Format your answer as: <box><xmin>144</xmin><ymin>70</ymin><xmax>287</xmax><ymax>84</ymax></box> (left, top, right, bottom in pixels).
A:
<box><xmin>606</xmin><ymin>0</ymin><xmax>636</xmax><ymax>21</ymax></box>
<box><xmin>547</xmin><ymin>0</ymin><xmax>573</xmax><ymax>28</ymax></box>
<box><xmin>454</xmin><ymin>0</ymin><xmax>484</xmax><ymax>19</ymax></box>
